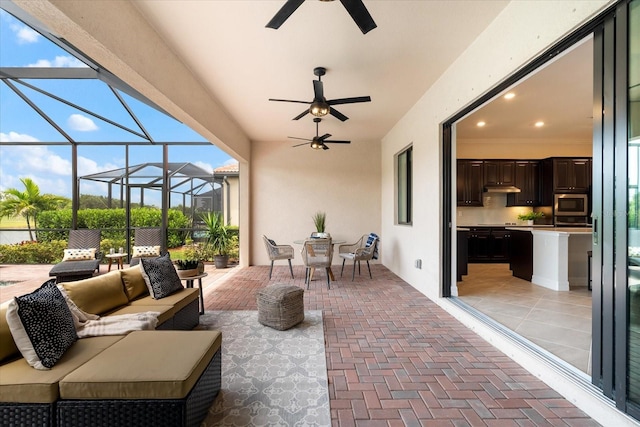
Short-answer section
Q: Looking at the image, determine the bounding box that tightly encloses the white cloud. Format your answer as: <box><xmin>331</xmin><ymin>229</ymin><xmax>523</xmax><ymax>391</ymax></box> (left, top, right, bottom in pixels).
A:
<box><xmin>1</xmin><ymin>146</ymin><xmax>71</xmax><ymax>176</ymax></box>
<box><xmin>68</xmin><ymin>114</ymin><xmax>98</xmax><ymax>132</ymax></box>
<box><xmin>194</xmin><ymin>161</ymin><xmax>214</xmax><ymax>173</ymax></box>
<box><xmin>0</xmin><ymin>131</ymin><xmax>40</xmax><ymax>143</ymax></box>
<box><xmin>27</xmin><ymin>56</ymin><xmax>87</xmax><ymax>68</ymax></box>
<box><xmin>77</xmin><ymin>156</ymin><xmax>119</xmax><ymax>176</ymax></box>
<box><xmin>10</xmin><ymin>22</ymin><xmax>39</xmax><ymax>44</ymax></box>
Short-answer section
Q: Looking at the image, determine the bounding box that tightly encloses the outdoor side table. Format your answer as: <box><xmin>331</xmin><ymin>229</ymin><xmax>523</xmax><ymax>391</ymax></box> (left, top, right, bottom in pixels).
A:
<box><xmin>106</xmin><ymin>253</ymin><xmax>128</xmax><ymax>271</ymax></box>
<box><xmin>180</xmin><ymin>272</ymin><xmax>207</xmax><ymax>314</ymax></box>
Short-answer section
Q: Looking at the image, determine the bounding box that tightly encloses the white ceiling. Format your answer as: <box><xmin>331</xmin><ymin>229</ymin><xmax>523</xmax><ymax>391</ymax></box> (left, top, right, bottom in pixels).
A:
<box><xmin>132</xmin><ymin>0</ymin><xmax>511</xmax><ymax>144</ymax></box>
<box><xmin>457</xmin><ymin>36</ymin><xmax>594</xmax><ymax>141</ymax></box>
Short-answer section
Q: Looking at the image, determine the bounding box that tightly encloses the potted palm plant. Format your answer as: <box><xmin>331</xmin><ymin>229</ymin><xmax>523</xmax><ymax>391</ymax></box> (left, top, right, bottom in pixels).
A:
<box><xmin>202</xmin><ymin>212</ymin><xmax>232</xmax><ymax>269</ymax></box>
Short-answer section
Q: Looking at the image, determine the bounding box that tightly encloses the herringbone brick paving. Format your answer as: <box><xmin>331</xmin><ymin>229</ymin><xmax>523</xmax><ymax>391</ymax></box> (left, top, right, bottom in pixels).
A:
<box><xmin>203</xmin><ymin>264</ymin><xmax>601</xmax><ymax>427</ymax></box>
<box><xmin>0</xmin><ymin>263</ymin><xmax>601</xmax><ymax>425</ymax></box>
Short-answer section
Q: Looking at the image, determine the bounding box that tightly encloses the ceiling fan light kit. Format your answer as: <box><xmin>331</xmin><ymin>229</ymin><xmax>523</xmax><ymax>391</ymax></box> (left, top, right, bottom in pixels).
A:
<box><xmin>289</xmin><ymin>118</ymin><xmax>351</xmax><ymax>150</ymax></box>
<box><xmin>269</xmin><ymin>66</ymin><xmax>371</xmax><ymax>122</ymax></box>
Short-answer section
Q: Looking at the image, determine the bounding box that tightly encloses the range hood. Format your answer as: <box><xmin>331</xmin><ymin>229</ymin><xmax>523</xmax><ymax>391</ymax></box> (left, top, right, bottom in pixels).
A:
<box><xmin>483</xmin><ymin>185</ymin><xmax>521</xmax><ymax>193</ymax></box>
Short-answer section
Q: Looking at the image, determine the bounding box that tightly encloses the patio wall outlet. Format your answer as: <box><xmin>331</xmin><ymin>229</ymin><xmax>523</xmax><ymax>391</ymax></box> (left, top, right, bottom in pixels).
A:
<box><xmin>415</xmin><ymin>259</ymin><xmax>422</xmax><ymax>269</ymax></box>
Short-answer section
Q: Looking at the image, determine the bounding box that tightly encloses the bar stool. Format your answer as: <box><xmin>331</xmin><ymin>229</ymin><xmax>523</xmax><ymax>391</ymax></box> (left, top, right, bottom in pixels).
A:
<box><xmin>587</xmin><ymin>250</ymin><xmax>592</xmax><ymax>291</ymax></box>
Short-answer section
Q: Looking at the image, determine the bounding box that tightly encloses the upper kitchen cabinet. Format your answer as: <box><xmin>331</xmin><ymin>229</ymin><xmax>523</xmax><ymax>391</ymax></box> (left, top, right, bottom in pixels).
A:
<box><xmin>457</xmin><ymin>160</ymin><xmax>484</xmax><ymax>206</ymax></box>
<box><xmin>507</xmin><ymin>161</ymin><xmax>540</xmax><ymax>206</ymax></box>
<box><xmin>540</xmin><ymin>157</ymin><xmax>592</xmax><ymax>204</ymax></box>
<box><xmin>483</xmin><ymin>160</ymin><xmax>516</xmax><ymax>187</ymax></box>
<box><xmin>551</xmin><ymin>158</ymin><xmax>591</xmax><ymax>193</ymax></box>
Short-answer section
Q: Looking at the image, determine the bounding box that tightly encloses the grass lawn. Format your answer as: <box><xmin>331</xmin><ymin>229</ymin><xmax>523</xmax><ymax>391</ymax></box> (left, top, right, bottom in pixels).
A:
<box><xmin>0</xmin><ymin>216</ymin><xmax>28</xmax><ymax>228</ymax></box>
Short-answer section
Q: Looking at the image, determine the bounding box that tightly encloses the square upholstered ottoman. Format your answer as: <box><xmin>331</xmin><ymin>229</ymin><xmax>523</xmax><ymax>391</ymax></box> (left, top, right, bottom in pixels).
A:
<box><xmin>256</xmin><ymin>283</ymin><xmax>304</xmax><ymax>330</ymax></box>
<box><xmin>57</xmin><ymin>330</ymin><xmax>221</xmax><ymax>427</ymax></box>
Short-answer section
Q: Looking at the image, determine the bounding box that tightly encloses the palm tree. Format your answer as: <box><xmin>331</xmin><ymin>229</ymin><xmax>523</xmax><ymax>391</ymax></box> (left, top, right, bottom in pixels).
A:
<box><xmin>0</xmin><ymin>178</ymin><xmax>67</xmax><ymax>241</ymax></box>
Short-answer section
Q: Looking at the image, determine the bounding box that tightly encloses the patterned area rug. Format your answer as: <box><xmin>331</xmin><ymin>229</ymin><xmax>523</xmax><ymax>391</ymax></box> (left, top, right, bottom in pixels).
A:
<box><xmin>198</xmin><ymin>310</ymin><xmax>330</xmax><ymax>426</ymax></box>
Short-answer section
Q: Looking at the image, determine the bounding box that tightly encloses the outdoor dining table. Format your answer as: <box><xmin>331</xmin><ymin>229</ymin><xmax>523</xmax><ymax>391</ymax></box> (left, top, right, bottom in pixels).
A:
<box><xmin>293</xmin><ymin>239</ymin><xmax>346</xmax><ymax>281</ymax></box>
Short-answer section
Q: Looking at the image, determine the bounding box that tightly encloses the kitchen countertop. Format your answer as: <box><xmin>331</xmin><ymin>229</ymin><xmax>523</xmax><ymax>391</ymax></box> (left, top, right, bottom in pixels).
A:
<box><xmin>506</xmin><ymin>227</ymin><xmax>592</xmax><ymax>234</ymax></box>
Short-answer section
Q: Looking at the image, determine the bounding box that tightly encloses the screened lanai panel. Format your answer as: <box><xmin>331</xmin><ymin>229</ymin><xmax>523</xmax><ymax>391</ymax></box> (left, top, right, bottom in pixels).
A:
<box><xmin>0</xmin><ymin>9</ymin><xmax>88</xmax><ymax>68</ymax></box>
<box><xmin>0</xmin><ymin>82</ymin><xmax>68</xmax><ymax>143</ymax></box>
<box><xmin>21</xmin><ymin>79</ymin><xmax>144</xmax><ymax>132</ymax></box>
<box><xmin>8</xmin><ymin>82</ymin><xmax>148</xmax><ymax>143</ymax></box>
<box><xmin>117</xmin><ymin>92</ymin><xmax>207</xmax><ymax>143</ymax></box>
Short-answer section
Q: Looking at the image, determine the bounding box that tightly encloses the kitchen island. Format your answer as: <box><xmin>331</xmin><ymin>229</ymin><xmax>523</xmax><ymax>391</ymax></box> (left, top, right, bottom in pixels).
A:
<box><xmin>506</xmin><ymin>227</ymin><xmax>592</xmax><ymax>291</ymax></box>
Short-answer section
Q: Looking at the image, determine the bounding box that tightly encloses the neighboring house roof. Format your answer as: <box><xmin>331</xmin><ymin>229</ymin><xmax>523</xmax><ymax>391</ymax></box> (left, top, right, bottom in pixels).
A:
<box><xmin>214</xmin><ymin>162</ymin><xmax>239</xmax><ymax>177</ymax></box>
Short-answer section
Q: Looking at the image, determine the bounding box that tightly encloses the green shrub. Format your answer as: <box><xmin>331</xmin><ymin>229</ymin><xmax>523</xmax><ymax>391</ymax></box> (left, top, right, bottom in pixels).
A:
<box><xmin>0</xmin><ymin>240</ymin><xmax>67</xmax><ymax>264</ymax></box>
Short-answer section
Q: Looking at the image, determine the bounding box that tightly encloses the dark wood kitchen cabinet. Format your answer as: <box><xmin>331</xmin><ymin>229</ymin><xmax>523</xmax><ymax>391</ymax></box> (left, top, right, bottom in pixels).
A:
<box><xmin>457</xmin><ymin>160</ymin><xmax>484</xmax><ymax>206</ymax></box>
<box><xmin>550</xmin><ymin>158</ymin><xmax>591</xmax><ymax>193</ymax></box>
<box><xmin>483</xmin><ymin>160</ymin><xmax>516</xmax><ymax>187</ymax></box>
<box><xmin>507</xmin><ymin>161</ymin><xmax>540</xmax><ymax>206</ymax></box>
<box><xmin>467</xmin><ymin>227</ymin><xmax>510</xmax><ymax>263</ymax></box>
<box><xmin>509</xmin><ymin>229</ymin><xmax>533</xmax><ymax>281</ymax></box>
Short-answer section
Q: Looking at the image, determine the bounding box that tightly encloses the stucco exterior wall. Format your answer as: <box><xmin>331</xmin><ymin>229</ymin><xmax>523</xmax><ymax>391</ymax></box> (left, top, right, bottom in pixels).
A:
<box><xmin>380</xmin><ymin>0</ymin><xmax>612</xmax><ymax>301</ymax></box>
<box><xmin>250</xmin><ymin>139</ymin><xmax>381</xmax><ymax>266</ymax></box>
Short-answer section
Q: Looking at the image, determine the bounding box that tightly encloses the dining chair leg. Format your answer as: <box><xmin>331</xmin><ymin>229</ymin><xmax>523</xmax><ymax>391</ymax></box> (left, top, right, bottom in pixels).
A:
<box><xmin>366</xmin><ymin>260</ymin><xmax>372</xmax><ymax>279</ymax></box>
<box><xmin>340</xmin><ymin>259</ymin><xmax>346</xmax><ymax>277</ymax></box>
<box><xmin>288</xmin><ymin>259</ymin><xmax>294</xmax><ymax>278</ymax></box>
<box><xmin>305</xmin><ymin>267</ymin><xmax>310</xmax><ymax>289</ymax></box>
<box><xmin>325</xmin><ymin>267</ymin><xmax>331</xmax><ymax>289</ymax></box>
<box><xmin>269</xmin><ymin>261</ymin><xmax>274</xmax><ymax>279</ymax></box>
<box><xmin>352</xmin><ymin>261</ymin><xmax>356</xmax><ymax>281</ymax></box>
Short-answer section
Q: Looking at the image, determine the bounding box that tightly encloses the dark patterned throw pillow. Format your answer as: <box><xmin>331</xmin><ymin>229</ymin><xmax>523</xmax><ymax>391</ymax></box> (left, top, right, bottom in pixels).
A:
<box><xmin>14</xmin><ymin>279</ymin><xmax>78</xmax><ymax>369</ymax></box>
<box><xmin>139</xmin><ymin>253</ymin><xmax>184</xmax><ymax>299</ymax></box>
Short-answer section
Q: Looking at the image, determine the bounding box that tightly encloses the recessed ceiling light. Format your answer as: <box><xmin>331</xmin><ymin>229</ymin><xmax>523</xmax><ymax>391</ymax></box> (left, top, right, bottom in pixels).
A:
<box><xmin>477</xmin><ymin>121</ymin><xmax>486</xmax><ymax>127</ymax></box>
<box><xmin>504</xmin><ymin>92</ymin><xmax>515</xmax><ymax>100</ymax></box>
<box><xmin>535</xmin><ymin>121</ymin><xmax>545</xmax><ymax>127</ymax></box>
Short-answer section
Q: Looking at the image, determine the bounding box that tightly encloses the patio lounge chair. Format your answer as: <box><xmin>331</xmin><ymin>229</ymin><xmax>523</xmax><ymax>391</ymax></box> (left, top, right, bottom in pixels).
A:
<box><xmin>129</xmin><ymin>227</ymin><xmax>165</xmax><ymax>266</ymax></box>
<box><xmin>49</xmin><ymin>229</ymin><xmax>103</xmax><ymax>283</ymax></box>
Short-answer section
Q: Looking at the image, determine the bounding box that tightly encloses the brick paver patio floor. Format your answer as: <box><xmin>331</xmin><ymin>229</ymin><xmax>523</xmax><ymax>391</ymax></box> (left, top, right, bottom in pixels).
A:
<box><xmin>0</xmin><ymin>263</ymin><xmax>600</xmax><ymax>426</ymax></box>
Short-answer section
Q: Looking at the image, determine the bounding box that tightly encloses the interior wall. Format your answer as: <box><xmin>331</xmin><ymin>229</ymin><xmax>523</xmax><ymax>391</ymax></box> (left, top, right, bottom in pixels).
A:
<box><xmin>457</xmin><ymin>138</ymin><xmax>593</xmax><ymax>158</ymax></box>
<box><xmin>380</xmin><ymin>0</ymin><xmax>612</xmax><ymax>301</ymax></box>
<box><xmin>250</xmin><ymin>139</ymin><xmax>381</xmax><ymax>266</ymax></box>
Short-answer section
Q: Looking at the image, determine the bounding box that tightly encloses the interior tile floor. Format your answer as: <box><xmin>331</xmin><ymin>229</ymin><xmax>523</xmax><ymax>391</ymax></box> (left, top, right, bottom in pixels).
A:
<box><xmin>456</xmin><ymin>263</ymin><xmax>592</xmax><ymax>375</ymax></box>
<box><xmin>0</xmin><ymin>263</ymin><xmax>601</xmax><ymax>426</ymax></box>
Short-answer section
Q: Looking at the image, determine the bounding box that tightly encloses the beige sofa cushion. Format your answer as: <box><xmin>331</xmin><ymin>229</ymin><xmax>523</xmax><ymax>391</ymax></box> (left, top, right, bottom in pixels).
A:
<box><xmin>0</xmin><ymin>302</ymin><xmax>19</xmax><ymax>363</ymax></box>
<box><xmin>0</xmin><ymin>335</ymin><xmax>123</xmax><ymax>403</ymax></box>
<box><xmin>120</xmin><ymin>266</ymin><xmax>149</xmax><ymax>300</ymax></box>
<box><xmin>62</xmin><ymin>271</ymin><xmax>128</xmax><ymax>315</ymax></box>
<box><xmin>60</xmin><ymin>330</ymin><xmax>222</xmax><ymax>400</ymax></box>
<box><xmin>129</xmin><ymin>287</ymin><xmax>199</xmax><ymax>313</ymax></box>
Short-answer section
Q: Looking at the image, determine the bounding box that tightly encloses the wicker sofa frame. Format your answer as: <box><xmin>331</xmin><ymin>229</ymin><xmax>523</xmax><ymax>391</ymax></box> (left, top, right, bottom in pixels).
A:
<box><xmin>56</xmin><ymin>350</ymin><xmax>221</xmax><ymax>427</ymax></box>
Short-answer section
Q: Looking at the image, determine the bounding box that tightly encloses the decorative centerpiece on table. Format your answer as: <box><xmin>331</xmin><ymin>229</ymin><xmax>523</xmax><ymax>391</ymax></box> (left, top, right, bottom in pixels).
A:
<box><xmin>312</xmin><ymin>211</ymin><xmax>330</xmax><ymax>238</ymax></box>
<box><xmin>517</xmin><ymin>211</ymin><xmax>545</xmax><ymax>226</ymax></box>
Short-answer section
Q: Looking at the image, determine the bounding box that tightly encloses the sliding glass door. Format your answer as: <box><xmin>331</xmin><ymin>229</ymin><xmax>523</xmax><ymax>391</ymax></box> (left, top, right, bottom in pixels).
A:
<box><xmin>627</xmin><ymin>0</ymin><xmax>640</xmax><ymax>415</ymax></box>
<box><xmin>592</xmin><ymin>0</ymin><xmax>640</xmax><ymax>417</ymax></box>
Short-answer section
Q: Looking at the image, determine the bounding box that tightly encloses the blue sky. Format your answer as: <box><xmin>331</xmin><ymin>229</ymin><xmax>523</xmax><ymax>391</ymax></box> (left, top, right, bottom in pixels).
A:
<box><xmin>0</xmin><ymin>9</ymin><xmax>235</xmax><ymax>206</ymax></box>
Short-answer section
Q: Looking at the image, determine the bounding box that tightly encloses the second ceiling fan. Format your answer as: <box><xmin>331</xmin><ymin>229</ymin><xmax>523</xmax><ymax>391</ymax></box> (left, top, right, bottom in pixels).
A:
<box><xmin>269</xmin><ymin>67</ymin><xmax>371</xmax><ymax>122</ymax></box>
<box><xmin>290</xmin><ymin>118</ymin><xmax>351</xmax><ymax>150</ymax></box>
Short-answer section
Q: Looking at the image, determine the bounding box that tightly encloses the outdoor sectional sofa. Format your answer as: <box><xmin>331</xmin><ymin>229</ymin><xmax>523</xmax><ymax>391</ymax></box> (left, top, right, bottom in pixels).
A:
<box><xmin>0</xmin><ymin>264</ymin><xmax>221</xmax><ymax>427</ymax></box>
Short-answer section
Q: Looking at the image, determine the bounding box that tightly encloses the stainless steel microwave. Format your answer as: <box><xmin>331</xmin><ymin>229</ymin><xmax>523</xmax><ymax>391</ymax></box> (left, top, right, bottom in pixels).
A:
<box><xmin>554</xmin><ymin>193</ymin><xmax>588</xmax><ymax>216</ymax></box>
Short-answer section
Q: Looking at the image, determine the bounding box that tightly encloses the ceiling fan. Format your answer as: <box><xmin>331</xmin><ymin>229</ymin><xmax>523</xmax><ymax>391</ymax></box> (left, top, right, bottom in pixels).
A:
<box><xmin>290</xmin><ymin>118</ymin><xmax>351</xmax><ymax>150</ymax></box>
<box><xmin>269</xmin><ymin>67</ymin><xmax>371</xmax><ymax>122</ymax></box>
<box><xmin>266</xmin><ymin>0</ymin><xmax>377</xmax><ymax>34</ymax></box>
